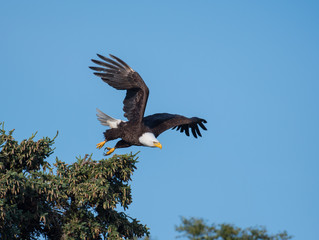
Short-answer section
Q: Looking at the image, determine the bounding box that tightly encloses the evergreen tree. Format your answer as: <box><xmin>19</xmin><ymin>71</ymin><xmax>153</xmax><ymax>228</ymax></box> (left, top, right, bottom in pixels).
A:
<box><xmin>0</xmin><ymin>123</ymin><xmax>149</xmax><ymax>240</ymax></box>
<box><xmin>175</xmin><ymin>217</ymin><xmax>292</xmax><ymax>240</ymax></box>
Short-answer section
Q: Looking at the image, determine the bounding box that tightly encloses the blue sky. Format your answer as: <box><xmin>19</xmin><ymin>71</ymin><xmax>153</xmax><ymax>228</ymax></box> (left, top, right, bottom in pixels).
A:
<box><xmin>1</xmin><ymin>1</ymin><xmax>319</xmax><ymax>239</ymax></box>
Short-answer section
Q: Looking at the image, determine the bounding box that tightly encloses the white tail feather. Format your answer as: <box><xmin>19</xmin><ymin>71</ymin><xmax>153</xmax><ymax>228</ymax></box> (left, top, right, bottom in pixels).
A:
<box><xmin>96</xmin><ymin>108</ymin><xmax>123</xmax><ymax>128</ymax></box>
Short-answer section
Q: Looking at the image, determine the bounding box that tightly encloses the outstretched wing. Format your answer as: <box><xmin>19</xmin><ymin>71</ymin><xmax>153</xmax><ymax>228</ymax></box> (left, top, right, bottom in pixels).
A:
<box><xmin>90</xmin><ymin>54</ymin><xmax>149</xmax><ymax>123</ymax></box>
<box><xmin>143</xmin><ymin>113</ymin><xmax>207</xmax><ymax>138</ymax></box>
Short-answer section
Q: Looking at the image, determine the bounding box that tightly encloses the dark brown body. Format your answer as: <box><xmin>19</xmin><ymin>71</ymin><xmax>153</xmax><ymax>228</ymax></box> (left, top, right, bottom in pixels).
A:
<box><xmin>103</xmin><ymin>121</ymin><xmax>152</xmax><ymax>148</ymax></box>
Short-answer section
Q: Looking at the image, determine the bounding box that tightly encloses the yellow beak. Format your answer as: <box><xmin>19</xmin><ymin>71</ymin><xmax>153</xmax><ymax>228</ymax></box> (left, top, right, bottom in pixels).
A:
<box><xmin>153</xmin><ymin>142</ymin><xmax>162</xmax><ymax>149</ymax></box>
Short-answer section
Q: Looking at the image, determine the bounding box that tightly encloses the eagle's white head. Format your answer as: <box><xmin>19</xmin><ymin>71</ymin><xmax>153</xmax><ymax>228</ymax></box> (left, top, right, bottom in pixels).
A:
<box><xmin>139</xmin><ymin>132</ymin><xmax>162</xmax><ymax>149</ymax></box>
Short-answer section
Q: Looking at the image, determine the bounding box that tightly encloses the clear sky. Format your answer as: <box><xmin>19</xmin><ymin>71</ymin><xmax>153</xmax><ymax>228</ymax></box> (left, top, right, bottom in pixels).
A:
<box><xmin>1</xmin><ymin>1</ymin><xmax>319</xmax><ymax>239</ymax></box>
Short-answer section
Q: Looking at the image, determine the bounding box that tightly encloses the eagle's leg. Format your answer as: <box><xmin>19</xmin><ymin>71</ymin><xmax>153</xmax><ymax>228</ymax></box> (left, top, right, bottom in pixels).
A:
<box><xmin>115</xmin><ymin>140</ymin><xmax>132</xmax><ymax>149</ymax></box>
<box><xmin>96</xmin><ymin>140</ymin><xmax>107</xmax><ymax>149</ymax></box>
<box><xmin>106</xmin><ymin>147</ymin><xmax>115</xmax><ymax>155</ymax></box>
<box><xmin>105</xmin><ymin>140</ymin><xmax>132</xmax><ymax>156</ymax></box>
<box><xmin>98</xmin><ymin>129</ymin><xmax>121</xmax><ymax>150</ymax></box>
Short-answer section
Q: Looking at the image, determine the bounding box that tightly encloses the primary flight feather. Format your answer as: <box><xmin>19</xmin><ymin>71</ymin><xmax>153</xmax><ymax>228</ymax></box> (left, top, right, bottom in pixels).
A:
<box><xmin>90</xmin><ymin>54</ymin><xmax>207</xmax><ymax>155</ymax></box>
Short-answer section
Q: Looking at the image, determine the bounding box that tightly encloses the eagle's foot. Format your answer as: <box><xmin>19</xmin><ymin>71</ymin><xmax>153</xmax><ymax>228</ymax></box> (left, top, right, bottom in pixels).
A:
<box><xmin>96</xmin><ymin>140</ymin><xmax>106</xmax><ymax>149</ymax></box>
<box><xmin>106</xmin><ymin>147</ymin><xmax>115</xmax><ymax>155</ymax></box>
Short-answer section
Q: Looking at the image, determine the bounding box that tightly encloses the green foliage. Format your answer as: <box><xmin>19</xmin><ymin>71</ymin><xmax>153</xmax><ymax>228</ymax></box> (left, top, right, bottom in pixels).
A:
<box><xmin>0</xmin><ymin>123</ymin><xmax>149</xmax><ymax>239</ymax></box>
<box><xmin>175</xmin><ymin>217</ymin><xmax>292</xmax><ymax>240</ymax></box>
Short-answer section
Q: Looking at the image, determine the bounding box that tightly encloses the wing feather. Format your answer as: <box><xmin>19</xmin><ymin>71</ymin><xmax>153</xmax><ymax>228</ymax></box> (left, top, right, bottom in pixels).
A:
<box><xmin>198</xmin><ymin>122</ymin><xmax>207</xmax><ymax>130</ymax></box>
<box><xmin>110</xmin><ymin>54</ymin><xmax>133</xmax><ymax>70</ymax></box>
<box><xmin>143</xmin><ymin>113</ymin><xmax>207</xmax><ymax>138</ymax></box>
<box><xmin>97</xmin><ymin>54</ymin><xmax>124</xmax><ymax>69</ymax></box>
<box><xmin>185</xmin><ymin>126</ymin><xmax>190</xmax><ymax>136</ymax></box>
<box><xmin>191</xmin><ymin>127</ymin><xmax>197</xmax><ymax>138</ymax></box>
<box><xmin>91</xmin><ymin>59</ymin><xmax>119</xmax><ymax>70</ymax></box>
<box><xmin>90</xmin><ymin>54</ymin><xmax>149</xmax><ymax>122</ymax></box>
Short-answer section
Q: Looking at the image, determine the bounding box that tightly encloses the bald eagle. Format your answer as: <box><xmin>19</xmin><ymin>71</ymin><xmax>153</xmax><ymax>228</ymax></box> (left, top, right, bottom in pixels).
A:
<box><xmin>90</xmin><ymin>54</ymin><xmax>207</xmax><ymax>155</ymax></box>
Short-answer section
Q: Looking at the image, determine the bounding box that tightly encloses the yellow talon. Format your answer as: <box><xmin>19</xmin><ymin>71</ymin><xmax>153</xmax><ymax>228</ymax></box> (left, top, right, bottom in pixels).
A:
<box><xmin>96</xmin><ymin>140</ymin><xmax>106</xmax><ymax>149</ymax></box>
<box><xmin>106</xmin><ymin>147</ymin><xmax>115</xmax><ymax>155</ymax></box>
